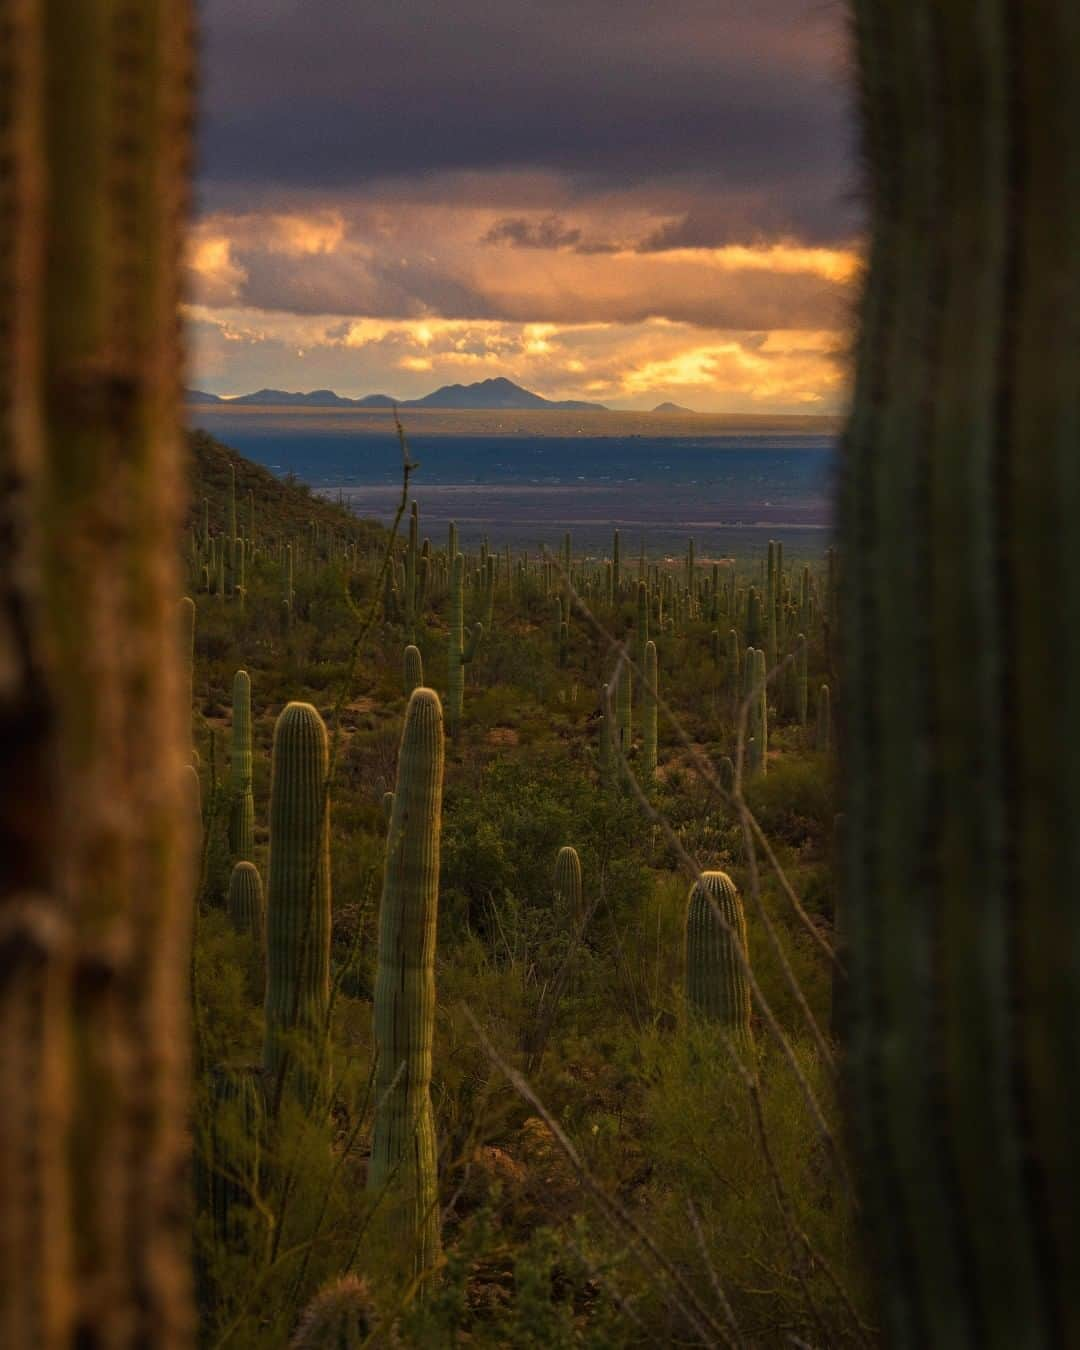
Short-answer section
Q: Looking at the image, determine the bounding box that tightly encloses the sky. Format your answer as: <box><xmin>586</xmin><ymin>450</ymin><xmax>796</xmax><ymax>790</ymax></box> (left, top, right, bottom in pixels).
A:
<box><xmin>189</xmin><ymin>0</ymin><xmax>859</xmax><ymax>413</ymax></box>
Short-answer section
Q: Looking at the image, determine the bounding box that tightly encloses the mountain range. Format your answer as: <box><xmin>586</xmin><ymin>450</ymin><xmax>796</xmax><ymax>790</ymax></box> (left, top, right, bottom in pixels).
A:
<box><xmin>185</xmin><ymin>376</ymin><xmax>607</xmax><ymax>413</ymax></box>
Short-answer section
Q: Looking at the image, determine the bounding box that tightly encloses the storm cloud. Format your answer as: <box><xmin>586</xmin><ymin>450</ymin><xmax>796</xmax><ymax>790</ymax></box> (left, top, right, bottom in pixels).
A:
<box><xmin>190</xmin><ymin>0</ymin><xmax>858</xmax><ymax>410</ymax></box>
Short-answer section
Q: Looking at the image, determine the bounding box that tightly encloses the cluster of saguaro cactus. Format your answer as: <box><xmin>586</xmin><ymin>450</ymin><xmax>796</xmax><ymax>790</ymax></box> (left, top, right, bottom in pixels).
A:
<box><xmin>446</xmin><ymin>553</ymin><xmax>482</xmax><ymax>735</ymax></box>
<box><xmin>229</xmin><ymin>670</ymin><xmax>256</xmax><ymax>861</ymax></box>
<box><xmin>684</xmin><ymin>872</ymin><xmax>751</xmax><ymax>1041</ymax></box>
<box><xmin>263</xmin><ymin>703</ymin><xmax>332</xmax><ymax>1111</ymax></box>
<box><xmin>369</xmin><ymin>688</ymin><xmax>445</xmax><ymax>1277</ymax></box>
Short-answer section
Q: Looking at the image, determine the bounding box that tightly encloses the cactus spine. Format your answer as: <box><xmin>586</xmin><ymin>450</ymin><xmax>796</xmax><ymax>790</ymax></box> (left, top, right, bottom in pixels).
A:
<box><xmin>228</xmin><ymin>861</ymin><xmax>265</xmax><ymax>950</ymax></box>
<box><xmin>404</xmin><ymin>643</ymin><xmax>424</xmax><ymax>696</ymax></box>
<box><xmin>229</xmin><ymin>670</ymin><xmax>255</xmax><ymax>861</ymax></box>
<box><xmin>369</xmin><ymin>688</ymin><xmax>444</xmax><ymax>1277</ymax></box>
<box><xmin>554</xmin><ymin>846</ymin><xmax>583</xmax><ymax>921</ymax></box>
<box><xmin>263</xmin><ymin>703</ymin><xmax>332</xmax><ymax>1110</ymax></box>
<box><xmin>642</xmin><ymin>640</ymin><xmax>658</xmax><ymax>786</ymax></box>
<box><xmin>684</xmin><ymin>872</ymin><xmax>751</xmax><ymax>1040</ymax></box>
<box><xmin>842</xmin><ymin>2</ymin><xmax>1080</xmax><ymax>1341</ymax></box>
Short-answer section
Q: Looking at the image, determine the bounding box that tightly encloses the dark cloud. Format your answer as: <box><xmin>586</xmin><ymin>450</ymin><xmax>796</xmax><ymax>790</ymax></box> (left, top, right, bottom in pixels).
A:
<box><xmin>197</xmin><ymin>0</ymin><xmax>857</xmax><ymax>244</ymax></box>
<box><xmin>483</xmin><ymin>215</ymin><xmax>583</xmax><ymax>250</ymax></box>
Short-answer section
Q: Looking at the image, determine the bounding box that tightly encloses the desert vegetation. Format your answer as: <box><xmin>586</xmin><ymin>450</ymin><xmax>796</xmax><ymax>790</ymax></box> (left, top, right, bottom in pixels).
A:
<box><xmin>185</xmin><ymin>429</ymin><xmax>853</xmax><ymax>1345</ymax></box>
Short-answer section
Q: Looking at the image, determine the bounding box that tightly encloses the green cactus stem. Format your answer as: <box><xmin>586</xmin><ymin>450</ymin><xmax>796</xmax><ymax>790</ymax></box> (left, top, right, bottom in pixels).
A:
<box><xmin>841</xmin><ymin>2</ymin><xmax>1080</xmax><ymax>1340</ymax></box>
<box><xmin>642</xmin><ymin>640</ymin><xmax>658</xmax><ymax>786</ymax></box>
<box><xmin>684</xmin><ymin>871</ymin><xmax>751</xmax><ymax>1040</ymax></box>
<box><xmin>404</xmin><ymin>644</ymin><xmax>424</xmax><ymax>697</ymax></box>
<box><xmin>796</xmin><ymin>633</ymin><xmax>808</xmax><ymax>727</ymax></box>
<box><xmin>636</xmin><ymin>580</ymin><xmax>649</xmax><ymax>672</ymax></box>
<box><xmin>369</xmin><ymin>688</ymin><xmax>445</xmax><ymax>1278</ymax></box>
<box><xmin>554</xmin><ymin>846</ymin><xmax>583</xmax><ymax>921</ymax></box>
<box><xmin>228</xmin><ymin>861</ymin><xmax>265</xmax><ymax>950</ymax></box>
<box><xmin>815</xmin><ymin>684</ymin><xmax>830</xmax><ymax>754</ymax></box>
<box><xmin>446</xmin><ymin>552</ymin><xmax>482</xmax><ymax>735</ymax></box>
<box><xmin>263</xmin><ymin>703</ymin><xmax>332</xmax><ymax>1111</ymax></box>
<box><xmin>229</xmin><ymin>670</ymin><xmax>255</xmax><ymax>862</ymax></box>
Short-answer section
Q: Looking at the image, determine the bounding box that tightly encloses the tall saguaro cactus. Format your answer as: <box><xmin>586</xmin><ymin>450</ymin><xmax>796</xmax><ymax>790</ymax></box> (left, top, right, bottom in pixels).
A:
<box><xmin>369</xmin><ymin>688</ymin><xmax>445</xmax><ymax>1278</ymax></box>
<box><xmin>229</xmin><ymin>669</ymin><xmax>255</xmax><ymax>861</ymax></box>
<box><xmin>263</xmin><ymin>703</ymin><xmax>332</xmax><ymax>1111</ymax></box>
<box><xmin>841</xmin><ymin>3</ymin><xmax>1080</xmax><ymax>1344</ymax></box>
<box><xmin>446</xmin><ymin>551</ymin><xmax>481</xmax><ymax>735</ymax></box>
<box><xmin>642</xmin><ymin>639</ymin><xmax>658</xmax><ymax>786</ymax></box>
<box><xmin>0</xmin><ymin>3</ymin><xmax>196</xmax><ymax>1344</ymax></box>
<box><xmin>684</xmin><ymin>872</ymin><xmax>751</xmax><ymax>1041</ymax></box>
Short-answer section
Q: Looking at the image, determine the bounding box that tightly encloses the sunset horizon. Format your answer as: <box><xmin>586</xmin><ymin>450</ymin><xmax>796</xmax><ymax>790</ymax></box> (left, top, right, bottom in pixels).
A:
<box><xmin>189</xmin><ymin>0</ymin><xmax>858</xmax><ymax>415</ymax></box>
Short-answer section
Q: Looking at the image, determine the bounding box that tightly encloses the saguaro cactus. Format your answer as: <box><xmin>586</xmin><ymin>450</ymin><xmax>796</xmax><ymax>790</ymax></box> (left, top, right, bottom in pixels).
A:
<box><xmin>228</xmin><ymin>861</ymin><xmax>265</xmax><ymax>949</ymax></box>
<box><xmin>642</xmin><ymin>640</ymin><xmax>658</xmax><ymax>786</ymax></box>
<box><xmin>841</xmin><ymin>3</ymin><xmax>1080</xmax><ymax>1343</ymax></box>
<box><xmin>815</xmin><ymin>684</ymin><xmax>831</xmax><ymax>753</ymax></box>
<box><xmin>369</xmin><ymin>688</ymin><xmax>445</xmax><ymax>1277</ymax></box>
<box><xmin>292</xmin><ymin>1277</ymin><xmax>379</xmax><ymax>1349</ymax></box>
<box><xmin>554</xmin><ymin>845</ymin><xmax>583</xmax><ymax>920</ymax></box>
<box><xmin>684</xmin><ymin>872</ymin><xmax>751</xmax><ymax>1040</ymax></box>
<box><xmin>263</xmin><ymin>703</ymin><xmax>332</xmax><ymax>1110</ymax></box>
<box><xmin>229</xmin><ymin>670</ymin><xmax>255</xmax><ymax>861</ymax></box>
<box><xmin>446</xmin><ymin>552</ymin><xmax>481</xmax><ymax>735</ymax></box>
<box><xmin>404</xmin><ymin>643</ymin><xmax>424</xmax><ymax>696</ymax></box>
<box><xmin>0</xmin><ymin>2</ymin><xmax>196</xmax><ymax>1342</ymax></box>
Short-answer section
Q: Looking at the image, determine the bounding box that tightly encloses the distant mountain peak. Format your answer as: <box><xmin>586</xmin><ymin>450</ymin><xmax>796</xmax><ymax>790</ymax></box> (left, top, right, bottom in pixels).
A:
<box><xmin>185</xmin><ymin>377</ymin><xmax>609</xmax><ymax>413</ymax></box>
<box><xmin>652</xmin><ymin>401</ymin><xmax>697</xmax><ymax>414</ymax></box>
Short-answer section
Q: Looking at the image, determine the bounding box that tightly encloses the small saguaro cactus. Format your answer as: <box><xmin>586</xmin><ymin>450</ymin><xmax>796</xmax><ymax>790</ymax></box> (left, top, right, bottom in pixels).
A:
<box><xmin>642</xmin><ymin>640</ymin><xmax>658</xmax><ymax>786</ymax></box>
<box><xmin>796</xmin><ymin>633</ymin><xmax>808</xmax><ymax>727</ymax></box>
<box><xmin>291</xmin><ymin>1275</ymin><xmax>379</xmax><ymax>1350</ymax></box>
<box><xmin>369</xmin><ymin>688</ymin><xmax>445</xmax><ymax>1278</ymax></box>
<box><xmin>446</xmin><ymin>552</ymin><xmax>482</xmax><ymax>735</ymax></box>
<box><xmin>228</xmin><ymin>861</ymin><xmax>265</xmax><ymax>950</ymax></box>
<box><xmin>229</xmin><ymin>670</ymin><xmax>255</xmax><ymax>861</ymax></box>
<box><xmin>684</xmin><ymin>871</ymin><xmax>751</xmax><ymax>1041</ymax></box>
<box><xmin>554</xmin><ymin>845</ymin><xmax>583</xmax><ymax>921</ymax></box>
<box><xmin>616</xmin><ymin>661</ymin><xmax>633</xmax><ymax>762</ymax></box>
<box><xmin>263</xmin><ymin>703</ymin><xmax>332</xmax><ymax>1111</ymax></box>
<box><xmin>815</xmin><ymin>683</ymin><xmax>831</xmax><ymax>753</ymax></box>
<box><xmin>403</xmin><ymin>643</ymin><xmax>424</xmax><ymax>696</ymax></box>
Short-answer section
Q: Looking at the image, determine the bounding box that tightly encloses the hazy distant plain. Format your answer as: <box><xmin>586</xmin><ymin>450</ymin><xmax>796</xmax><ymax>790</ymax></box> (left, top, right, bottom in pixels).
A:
<box><xmin>192</xmin><ymin>405</ymin><xmax>837</xmax><ymax>558</ymax></box>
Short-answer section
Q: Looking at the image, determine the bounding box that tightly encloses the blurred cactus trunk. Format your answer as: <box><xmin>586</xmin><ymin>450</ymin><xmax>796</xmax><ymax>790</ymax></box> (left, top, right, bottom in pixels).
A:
<box><xmin>0</xmin><ymin>1</ymin><xmax>196</xmax><ymax>1345</ymax></box>
<box><xmin>841</xmin><ymin>0</ymin><xmax>1080</xmax><ymax>1344</ymax></box>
